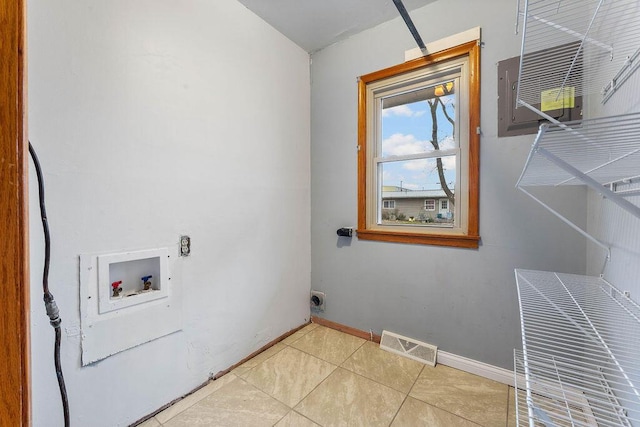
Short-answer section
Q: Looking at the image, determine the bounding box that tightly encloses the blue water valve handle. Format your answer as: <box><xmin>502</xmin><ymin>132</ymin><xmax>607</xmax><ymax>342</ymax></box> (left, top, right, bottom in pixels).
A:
<box><xmin>141</xmin><ymin>275</ymin><xmax>153</xmax><ymax>282</ymax></box>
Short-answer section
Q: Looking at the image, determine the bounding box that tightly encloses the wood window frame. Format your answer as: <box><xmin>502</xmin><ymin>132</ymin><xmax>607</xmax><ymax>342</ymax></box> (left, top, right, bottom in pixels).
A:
<box><xmin>357</xmin><ymin>40</ymin><xmax>480</xmax><ymax>248</ymax></box>
<box><xmin>0</xmin><ymin>0</ymin><xmax>31</xmax><ymax>424</ymax></box>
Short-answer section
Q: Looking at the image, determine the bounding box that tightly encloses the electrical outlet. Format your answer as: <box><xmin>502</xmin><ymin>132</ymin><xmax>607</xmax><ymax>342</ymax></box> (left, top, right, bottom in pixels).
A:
<box><xmin>180</xmin><ymin>235</ymin><xmax>191</xmax><ymax>257</ymax></box>
<box><xmin>310</xmin><ymin>290</ymin><xmax>325</xmax><ymax>312</ymax></box>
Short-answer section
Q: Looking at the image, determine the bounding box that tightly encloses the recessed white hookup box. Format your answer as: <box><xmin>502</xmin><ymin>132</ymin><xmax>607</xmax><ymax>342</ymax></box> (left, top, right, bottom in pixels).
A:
<box><xmin>79</xmin><ymin>247</ymin><xmax>181</xmax><ymax>365</ymax></box>
<box><xmin>98</xmin><ymin>248</ymin><xmax>169</xmax><ymax>314</ymax></box>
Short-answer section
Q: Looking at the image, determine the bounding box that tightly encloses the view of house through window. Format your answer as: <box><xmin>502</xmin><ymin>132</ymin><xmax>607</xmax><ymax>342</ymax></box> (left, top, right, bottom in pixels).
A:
<box><xmin>357</xmin><ymin>40</ymin><xmax>480</xmax><ymax>248</ymax></box>
<box><xmin>379</xmin><ymin>79</ymin><xmax>457</xmax><ymax>226</ymax></box>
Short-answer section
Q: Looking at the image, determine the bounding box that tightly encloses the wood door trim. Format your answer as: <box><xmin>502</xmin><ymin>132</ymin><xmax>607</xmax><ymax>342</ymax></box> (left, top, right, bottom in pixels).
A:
<box><xmin>0</xmin><ymin>0</ymin><xmax>30</xmax><ymax>425</ymax></box>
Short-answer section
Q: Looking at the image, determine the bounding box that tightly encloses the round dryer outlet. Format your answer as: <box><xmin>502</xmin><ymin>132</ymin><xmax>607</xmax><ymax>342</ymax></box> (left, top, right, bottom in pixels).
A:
<box><xmin>310</xmin><ymin>290</ymin><xmax>325</xmax><ymax>312</ymax></box>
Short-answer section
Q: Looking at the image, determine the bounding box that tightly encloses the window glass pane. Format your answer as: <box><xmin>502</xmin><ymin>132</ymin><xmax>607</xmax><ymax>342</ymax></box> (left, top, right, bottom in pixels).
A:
<box><xmin>381</xmin><ymin>81</ymin><xmax>455</xmax><ymax>158</ymax></box>
<box><xmin>379</xmin><ymin>157</ymin><xmax>456</xmax><ymax>226</ymax></box>
<box><xmin>358</xmin><ymin>42</ymin><xmax>480</xmax><ymax>246</ymax></box>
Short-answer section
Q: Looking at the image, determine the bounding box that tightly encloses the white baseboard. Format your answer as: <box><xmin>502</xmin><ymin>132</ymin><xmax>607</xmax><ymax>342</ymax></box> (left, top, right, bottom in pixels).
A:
<box><xmin>437</xmin><ymin>350</ymin><xmax>514</xmax><ymax>386</ymax></box>
<box><xmin>312</xmin><ymin>318</ymin><xmax>514</xmax><ymax>387</ymax></box>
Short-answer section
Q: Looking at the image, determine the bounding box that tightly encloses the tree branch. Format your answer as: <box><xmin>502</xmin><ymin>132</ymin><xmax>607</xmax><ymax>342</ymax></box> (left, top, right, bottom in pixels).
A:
<box><xmin>437</xmin><ymin>97</ymin><xmax>455</xmax><ymax>138</ymax></box>
<box><xmin>428</xmin><ymin>98</ymin><xmax>455</xmax><ymax>207</ymax></box>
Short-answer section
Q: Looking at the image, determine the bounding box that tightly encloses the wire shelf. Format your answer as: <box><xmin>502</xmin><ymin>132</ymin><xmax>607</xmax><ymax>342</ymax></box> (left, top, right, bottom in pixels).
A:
<box><xmin>514</xmin><ymin>269</ymin><xmax>640</xmax><ymax>426</ymax></box>
<box><xmin>517</xmin><ymin>113</ymin><xmax>640</xmax><ymax>188</ymax></box>
<box><xmin>517</xmin><ymin>0</ymin><xmax>640</xmax><ymax>108</ymax></box>
<box><xmin>516</xmin><ymin>112</ymin><xmax>640</xmax><ymax>235</ymax></box>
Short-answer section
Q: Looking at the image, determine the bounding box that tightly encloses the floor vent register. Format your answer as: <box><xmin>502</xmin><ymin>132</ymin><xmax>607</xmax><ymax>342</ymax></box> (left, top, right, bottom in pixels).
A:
<box><xmin>379</xmin><ymin>330</ymin><xmax>437</xmax><ymax>366</ymax></box>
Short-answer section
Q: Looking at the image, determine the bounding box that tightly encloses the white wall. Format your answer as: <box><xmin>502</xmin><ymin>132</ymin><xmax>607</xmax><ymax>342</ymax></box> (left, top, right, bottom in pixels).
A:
<box><xmin>584</xmin><ymin>22</ymin><xmax>640</xmax><ymax>300</ymax></box>
<box><xmin>310</xmin><ymin>0</ymin><xmax>588</xmax><ymax>370</ymax></box>
<box><xmin>28</xmin><ymin>1</ymin><xmax>310</xmax><ymax>425</ymax></box>
<box><xmin>582</xmin><ymin>8</ymin><xmax>640</xmax><ymax>422</ymax></box>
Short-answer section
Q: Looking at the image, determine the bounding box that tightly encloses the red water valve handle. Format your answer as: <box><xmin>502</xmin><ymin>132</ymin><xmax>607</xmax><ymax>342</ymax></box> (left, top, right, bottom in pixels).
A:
<box><xmin>111</xmin><ymin>281</ymin><xmax>122</xmax><ymax>288</ymax></box>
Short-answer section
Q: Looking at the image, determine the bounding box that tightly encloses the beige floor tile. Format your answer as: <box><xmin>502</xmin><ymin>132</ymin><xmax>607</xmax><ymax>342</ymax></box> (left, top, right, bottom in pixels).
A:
<box><xmin>155</xmin><ymin>373</ymin><xmax>238</xmax><ymax>423</ymax></box>
<box><xmin>146</xmin><ymin>328</ymin><xmax>518</xmax><ymax>427</ymax></box>
<box><xmin>275</xmin><ymin>411</ymin><xmax>321</xmax><ymax>427</ymax></box>
<box><xmin>231</xmin><ymin>365</ymin><xmax>252</xmax><ymax>377</ymax></box>
<box><xmin>164</xmin><ymin>378</ymin><xmax>289</xmax><ymax>427</ymax></box>
<box><xmin>409</xmin><ymin>365</ymin><xmax>509</xmax><ymax>427</ymax></box>
<box><xmin>244</xmin><ymin>346</ymin><xmax>337</xmax><ymax>407</ymax></box>
<box><xmin>282</xmin><ymin>323</ymin><xmax>319</xmax><ymax>345</ymax></box>
<box><xmin>295</xmin><ymin>367</ymin><xmax>405</xmax><ymax>427</ymax></box>
<box><xmin>392</xmin><ymin>397</ymin><xmax>482</xmax><ymax>427</ymax></box>
<box><xmin>231</xmin><ymin>342</ymin><xmax>286</xmax><ymax>376</ymax></box>
<box><xmin>136</xmin><ymin>417</ymin><xmax>161</xmax><ymax>427</ymax></box>
<box><xmin>241</xmin><ymin>342</ymin><xmax>287</xmax><ymax>368</ymax></box>
<box><xmin>290</xmin><ymin>326</ymin><xmax>365</xmax><ymax>365</ymax></box>
<box><xmin>342</xmin><ymin>341</ymin><xmax>424</xmax><ymax>393</ymax></box>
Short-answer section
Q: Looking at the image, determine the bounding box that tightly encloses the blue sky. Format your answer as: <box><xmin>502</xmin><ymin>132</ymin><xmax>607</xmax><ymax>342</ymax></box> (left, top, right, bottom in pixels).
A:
<box><xmin>381</xmin><ymin>95</ymin><xmax>456</xmax><ymax>191</ymax></box>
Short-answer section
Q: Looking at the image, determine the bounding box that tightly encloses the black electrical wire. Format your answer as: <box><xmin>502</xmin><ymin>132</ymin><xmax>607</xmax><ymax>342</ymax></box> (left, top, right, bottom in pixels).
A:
<box><xmin>392</xmin><ymin>0</ymin><xmax>427</xmax><ymax>51</ymax></box>
<box><xmin>29</xmin><ymin>141</ymin><xmax>71</xmax><ymax>427</ymax></box>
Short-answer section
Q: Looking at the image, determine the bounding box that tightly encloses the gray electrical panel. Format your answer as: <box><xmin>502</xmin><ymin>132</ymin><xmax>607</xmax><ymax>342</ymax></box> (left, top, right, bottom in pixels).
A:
<box><xmin>498</xmin><ymin>55</ymin><xmax>582</xmax><ymax>137</ymax></box>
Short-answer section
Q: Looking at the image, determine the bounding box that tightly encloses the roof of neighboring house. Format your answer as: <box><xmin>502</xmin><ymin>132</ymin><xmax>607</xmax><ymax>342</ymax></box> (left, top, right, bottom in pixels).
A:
<box><xmin>382</xmin><ymin>190</ymin><xmax>450</xmax><ymax>199</ymax></box>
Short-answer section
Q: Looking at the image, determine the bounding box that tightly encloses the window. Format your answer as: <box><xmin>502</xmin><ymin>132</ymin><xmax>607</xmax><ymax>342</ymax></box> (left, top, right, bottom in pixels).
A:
<box><xmin>357</xmin><ymin>41</ymin><xmax>480</xmax><ymax>248</ymax></box>
<box><xmin>383</xmin><ymin>200</ymin><xmax>396</xmax><ymax>209</ymax></box>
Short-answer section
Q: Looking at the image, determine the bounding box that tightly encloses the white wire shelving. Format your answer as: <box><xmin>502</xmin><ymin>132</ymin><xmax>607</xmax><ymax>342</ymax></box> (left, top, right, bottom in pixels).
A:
<box><xmin>514</xmin><ymin>0</ymin><xmax>640</xmax><ymax>255</ymax></box>
<box><xmin>516</xmin><ymin>0</ymin><xmax>640</xmax><ymax>114</ymax></box>
<box><xmin>514</xmin><ymin>269</ymin><xmax>640</xmax><ymax>427</ymax></box>
<box><xmin>516</xmin><ymin>112</ymin><xmax>640</xmax><ymax>255</ymax></box>
<box><xmin>513</xmin><ymin>2</ymin><xmax>640</xmax><ymax>426</ymax></box>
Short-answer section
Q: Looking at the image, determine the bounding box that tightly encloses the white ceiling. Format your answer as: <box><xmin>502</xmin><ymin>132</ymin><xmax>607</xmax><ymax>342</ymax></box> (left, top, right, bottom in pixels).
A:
<box><xmin>236</xmin><ymin>0</ymin><xmax>436</xmax><ymax>53</ymax></box>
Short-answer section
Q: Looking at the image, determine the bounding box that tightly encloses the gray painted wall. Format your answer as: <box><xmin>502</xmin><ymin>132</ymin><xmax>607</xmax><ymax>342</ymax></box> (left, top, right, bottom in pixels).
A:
<box><xmin>310</xmin><ymin>0</ymin><xmax>588</xmax><ymax>370</ymax></box>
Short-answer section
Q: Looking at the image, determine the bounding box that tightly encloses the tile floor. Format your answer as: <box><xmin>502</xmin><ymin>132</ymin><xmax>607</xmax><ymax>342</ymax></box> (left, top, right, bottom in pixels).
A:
<box><xmin>138</xmin><ymin>324</ymin><xmax>517</xmax><ymax>426</ymax></box>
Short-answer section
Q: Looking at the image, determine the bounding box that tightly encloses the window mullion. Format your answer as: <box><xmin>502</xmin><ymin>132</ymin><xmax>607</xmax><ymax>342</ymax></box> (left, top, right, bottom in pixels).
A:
<box><xmin>374</xmin><ymin>148</ymin><xmax>459</xmax><ymax>164</ymax></box>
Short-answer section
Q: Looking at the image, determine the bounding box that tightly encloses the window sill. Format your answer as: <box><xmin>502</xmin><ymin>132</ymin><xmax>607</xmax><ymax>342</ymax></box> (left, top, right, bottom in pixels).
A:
<box><xmin>356</xmin><ymin>229</ymin><xmax>480</xmax><ymax>248</ymax></box>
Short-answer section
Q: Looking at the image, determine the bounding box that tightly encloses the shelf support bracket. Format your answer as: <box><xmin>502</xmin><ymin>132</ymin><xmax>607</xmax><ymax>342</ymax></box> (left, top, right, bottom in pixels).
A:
<box><xmin>556</xmin><ymin>0</ymin><xmax>606</xmax><ymax>101</ymax></box>
<box><xmin>516</xmin><ymin>100</ymin><xmax>561</xmax><ymax>125</ymax></box>
<box><xmin>602</xmin><ymin>47</ymin><xmax>640</xmax><ymax>104</ymax></box>
<box><xmin>536</xmin><ymin>146</ymin><xmax>640</xmax><ymax>220</ymax></box>
<box><xmin>517</xmin><ymin>187</ymin><xmax>611</xmax><ymax>258</ymax></box>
